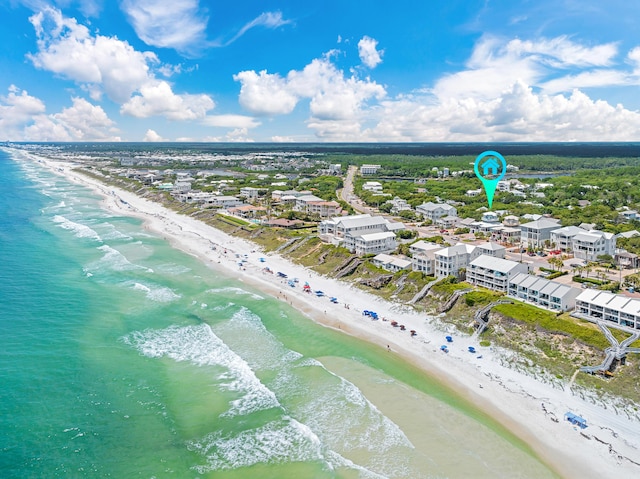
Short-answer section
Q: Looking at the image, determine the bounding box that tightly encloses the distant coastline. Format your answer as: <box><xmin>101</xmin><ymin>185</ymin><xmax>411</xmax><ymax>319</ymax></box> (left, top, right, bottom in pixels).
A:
<box><xmin>4</xmin><ymin>141</ymin><xmax>640</xmax><ymax>158</ymax></box>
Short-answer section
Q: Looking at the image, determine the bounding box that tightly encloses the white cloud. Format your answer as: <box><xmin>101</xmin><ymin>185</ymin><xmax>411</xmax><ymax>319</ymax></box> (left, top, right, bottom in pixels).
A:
<box><xmin>234</xmin><ymin>54</ymin><xmax>386</xmax><ymax>123</ymax></box>
<box><xmin>202</xmin><ymin>114</ymin><xmax>261</xmax><ymax>129</ymax></box>
<box><xmin>234</xmin><ymin>70</ymin><xmax>299</xmax><ymax>115</ymax></box>
<box><xmin>237</xmin><ymin>34</ymin><xmax>640</xmax><ymax>142</ymax></box>
<box><xmin>120</xmin><ymin>0</ymin><xmax>209</xmax><ymax>56</ymax></box>
<box><xmin>364</xmin><ymin>81</ymin><xmax>640</xmax><ymax>142</ymax></box>
<box><xmin>120</xmin><ymin>80</ymin><xmax>214</xmax><ymax>120</ymax></box>
<box><xmin>541</xmin><ymin>70</ymin><xmax>629</xmax><ymax>94</ymax></box>
<box><xmin>505</xmin><ymin>36</ymin><xmax>618</xmax><ymax>68</ymax></box>
<box><xmin>28</xmin><ymin>7</ymin><xmax>155</xmax><ymax>103</ymax></box>
<box><xmin>358</xmin><ymin>36</ymin><xmax>383</xmax><ymax>68</ymax></box>
<box><xmin>628</xmin><ymin>46</ymin><xmax>640</xmax><ymax>73</ymax></box>
<box><xmin>24</xmin><ymin>97</ymin><xmax>120</xmax><ymax>141</ymax></box>
<box><xmin>224</xmin><ymin>11</ymin><xmax>291</xmax><ymax>46</ymax></box>
<box><xmin>143</xmin><ymin>129</ymin><xmax>166</xmax><ymax>141</ymax></box>
<box><xmin>27</xmin><ymin>7</ymin><xmax>215</xmax><ymax>121</ymax></box>
<box><xmin>0</xmin><ymin>86</ymin><xmax>46</xmax><ymax>140</ymax></box>
<box><xmin>433</xmin><ymin>35</ymin><xmax>627</xmax><ymax>102</ymax></box>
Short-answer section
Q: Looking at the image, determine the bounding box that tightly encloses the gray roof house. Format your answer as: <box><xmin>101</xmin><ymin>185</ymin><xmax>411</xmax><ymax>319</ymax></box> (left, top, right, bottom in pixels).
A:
<box><xmin>466</xmin><ymin>255</ymin><xmax>529</xmax><ymax>292</ymax></box>
<box><xmin>508</xmin><ymin>273</ymin><xmax>581</xmax><ymax>312</ymax></box>
<box><xmin>520</xmin><ymin>218</ymin><xmax>561</xmax><ymax>248</ymax></box>
<box><xmin>416</xmin><ymin>202</ymin><xmax>457</xmax><ymax>221</ymax></box>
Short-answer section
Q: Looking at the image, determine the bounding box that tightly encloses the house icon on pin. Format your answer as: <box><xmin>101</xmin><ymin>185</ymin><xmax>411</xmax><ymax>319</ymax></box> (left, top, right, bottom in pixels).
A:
<box><xmin>481</xmin><ymin>157</ymin><xmax>500</xmax><ymax>176</ymax></box>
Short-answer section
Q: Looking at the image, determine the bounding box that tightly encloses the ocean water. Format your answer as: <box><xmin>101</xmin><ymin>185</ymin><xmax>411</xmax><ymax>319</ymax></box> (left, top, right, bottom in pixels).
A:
<box><xmin>0</xmin><ymin>148</ymin><xmax>560</xmax><ymax>478</ymax></box>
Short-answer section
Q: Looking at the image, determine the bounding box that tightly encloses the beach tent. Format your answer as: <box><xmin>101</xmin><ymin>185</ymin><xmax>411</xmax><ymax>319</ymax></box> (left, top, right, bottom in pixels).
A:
<box><xmin>564</xmin><ymin>412</ymin><xmax>588</xmax><ymax>429</ymax></box>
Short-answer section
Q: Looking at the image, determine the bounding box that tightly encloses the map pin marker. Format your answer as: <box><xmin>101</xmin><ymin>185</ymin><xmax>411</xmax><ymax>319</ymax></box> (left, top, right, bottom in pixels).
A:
<box><xmin>474</xmin><ymin>150</ymin><xmax>507</xmax><ymax>209</ymax></box>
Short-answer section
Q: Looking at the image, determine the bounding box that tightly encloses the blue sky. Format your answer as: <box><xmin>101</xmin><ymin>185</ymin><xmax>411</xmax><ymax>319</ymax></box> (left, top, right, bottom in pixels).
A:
<box><xmin>1</xmin><ymin>0</ymin><xmax>640</xmax><ymax>142</ymax></box>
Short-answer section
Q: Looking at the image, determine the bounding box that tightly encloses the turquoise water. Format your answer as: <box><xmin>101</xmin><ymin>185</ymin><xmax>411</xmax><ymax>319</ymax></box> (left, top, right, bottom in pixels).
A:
<box><xmin>0</xmin><ymin>149</ymin><xmax>559</xmax><ymax>478</ymax></box>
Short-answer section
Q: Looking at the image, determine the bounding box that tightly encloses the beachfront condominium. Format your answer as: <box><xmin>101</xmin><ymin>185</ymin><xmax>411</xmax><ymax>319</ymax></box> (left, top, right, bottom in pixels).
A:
<box><xmin>508</xmin><ymin>273</ymin><xmax>581</xmax><ymax>312</ymax></box>
<box><xmin>466</xmin><ymin>255</ymin><xmax>529</xmax><ymax>292</ymax></box>
<box><xmin>573</xmin><ymin>289</ymin><xmax>640</xmax><ymax>330</ymax></box>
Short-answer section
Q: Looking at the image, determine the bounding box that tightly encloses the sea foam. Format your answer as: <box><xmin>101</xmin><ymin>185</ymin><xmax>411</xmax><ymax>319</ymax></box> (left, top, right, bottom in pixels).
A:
<box><xmin>53</xmin><ymin>215</ymin><xmax>102</xmax><ymax>242</ymax></box>
<box><xmin>123</xmin><ymin>323</ymin><xmax>279</xmax><ymax>417</ymax></box>
<box><xmin>207</xmin><ymin>287</ymin><xmax>264</xmax><ymax>301</ymax></box>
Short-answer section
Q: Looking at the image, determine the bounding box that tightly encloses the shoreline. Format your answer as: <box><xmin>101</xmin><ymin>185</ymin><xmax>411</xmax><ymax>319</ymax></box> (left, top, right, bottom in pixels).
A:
<box><xmin>19</xmin><ymin>151</ymin><xmax>640</xmax><ymax>478</ymax></box>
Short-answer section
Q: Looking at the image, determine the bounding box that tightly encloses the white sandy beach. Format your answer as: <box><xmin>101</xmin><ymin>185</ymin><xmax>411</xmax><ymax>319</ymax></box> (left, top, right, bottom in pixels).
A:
<box><xmin>30</xmin><ymin>153</ymin><xmax>640</xmax><ymax>479</ymax></box>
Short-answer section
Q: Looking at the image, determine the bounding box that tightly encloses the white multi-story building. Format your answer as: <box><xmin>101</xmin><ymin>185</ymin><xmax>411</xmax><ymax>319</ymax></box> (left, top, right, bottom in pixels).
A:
<box><xmin>434</xmin><ymin>244</ymin><xmax>479</xmax><ymax>278</ymax></box>
<box><xmin>508</xmin><ymin>273</ymin><xmax>581</xmax><ymax>312</ymax></box>
<box><xmin>304</xmin><ymin>200</ymin><xmax>342</xmax><ymax>218</ymax></box>
<box><xmin>351</xmin><ymin>231</ymin><xmax>398</xmax><ymax>255</ymax></box>
<box><xmin>520</xmin><ymin>218</ymin><xmax>561</xmax><ymax>248</ymax></box>
<box><xmin>416</xmin><ymin>202</ymin><xmax>458</xmax><ymax>221</ymax></box>
<box><xmin>573</xmin><ymin>289</ymin><xmax>640</xmax><ymax>330</ymax></box>
<box><xmin>549</xmin><ymin>225</ymin><xmax>586</xmax><ymax>252</ymax></box>
<box><xmin>239</xmin><ymin>187</ymin><xmax>265</xmax><ymax>199</ymax></box>
<box><xmin>571</xmin><ymin>231</ymin><xmax>616</xmax><ymax>261</ymax></box>
<box><xmin>410</xmin><ymin>241</ymin><xmax>442</xmax><ymax>275</ymax></box>
<box><xmin>476</xmin><ymin>242</ymin><xmax>506</xmax><ymax>259</ymax></box>
<box><xmin>319</xmin><ymin>214</ymin><xmax>404</xmax><ymax>253</ymax></box>
<box><xmin>360</xmin><ymin>164</ymin><xmax>381</xmax><ymax>175</ymax></box>
<box><xmin>466</xmin><ymin>255</ymin><xmax>528</xmax><ymax>292</ymax></box>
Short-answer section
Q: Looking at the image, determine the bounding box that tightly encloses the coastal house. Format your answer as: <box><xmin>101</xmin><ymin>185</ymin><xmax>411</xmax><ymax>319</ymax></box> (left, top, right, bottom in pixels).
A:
<box><xmin>476</xmin><ymin>242</ymin><xmax>506</xmax><ymax>259</ymax></box>
<box><xmin>416</xmin><ymin>202</ymin><xmax>457</xmax><ymax>221</ymax></box>
<box><xmin>617</xmin><ymin>230</ymin><xmax>640</xmax><ymax>239</ymax></box>
<box><xmin>387</xmin><ymin>196</ymin><xmax>413</xmax><ymax>214</ymax></box>
<box><xmin>571</xmin><ymin>231</ymin><xmax>616</xmax><ymax>262</ymax></box>
<box><xmin>519</xmin><ymin>218</ymin><xmax>561</xmax><ymax>248</ymax></box>
<box><xmin>410</xmin><ymin>241</ymin><xmax>442</xmax><ymax>275</ymax></box>
<box><xmin>435</xmin><ymin>215</ymin><xmax>459</xmax><ymax>229</ymax></box>
<box><xmin>350</xmin><ymin>231</ymin><xmax>398</xmax><ymax>255</ymax></box>
<box><xmin>434</xmin><ymin>244</ymin><xmax>479</xmax><ymax>279</ymax></box>
<box><xmin>174</xmin><ymin>191</ymin><xmax>218</xmax><ymax>206</ymax></box>
<box><xmin>304</xmin><ymin>200</ymin><xmax>342</xmax><ymax>218</ymax></box>
<box><xmin>172</xmin><ymin>176</ymin><xmax>193</xmax><ymax>193</ymax></box>
<box><xmin>508</xmin><ymin>273</ymin><xmax>581</xmax><ymax>312</ymax></box>
<box><xmin>550</xmin><ymin>225</ymin><xmax>586</xmax><ymax>252</ymax></box>
<box><xmin>466</xmin><ymin>189</ymin><xmax>482</xmax><ymax>197</ymax></box>
<box><xmin>573</xmin><ymin>289</ymin><xmax>640</xmax><ymax>330</ymax></box>
<box><xmin>271</xmin><ymin>189</ymin><xmax>299</xmax><ymax>201</ymax></box>
<box><xmin>501</xmin><ymin>215</ymin><xmax>519</xmax><ymax>228</ymax></box>
<box><xmin>318</xmin><ymin>214</ymin><xmax>404</xmax><ymax>251</ymax></box>
<box><xmin>466</xmin><ymin>256</ymin><xmax>528</xmax><ymax>292</ymax></box>
<box><xmin>211</xmin><ymin>195</ymin><xmax>244</xmax><ymax>208</ymax></box>
<box><xmin>362</xmin><ymin>181</ymin><xmax>383</xmax><ymax>193</ymax></box>
<box><xmin>490</xmin><ymin>226</ymin><xmax>521</xmax><ymax>245</ymax></box>
<box><xmin>620</xmin><ymin>210</ymin><xmax>639</xmax><ymax>221</ymax></box>
<box><xmin>239</xmin><ymin>186</ymin><xmax>266</xmax><ymax>200</ymax></box>
<box><xmin>228</xmin><ymin>204</ymin><xmax>267</xmax><ymax>219</ymax></box>
<box><xmin>372</xmin><ymin>254</ymin><xmax>412</xmax><ymax>272</ymax></box>
<box><xmin>294</xmin><ymin>194</ymin><xmax>324</xmax><ymax>211</ymax></box>
<box><xmin>615</xmin><ymin>251</ymin><xmax>639</xmax><ymax>269</ymax></box>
